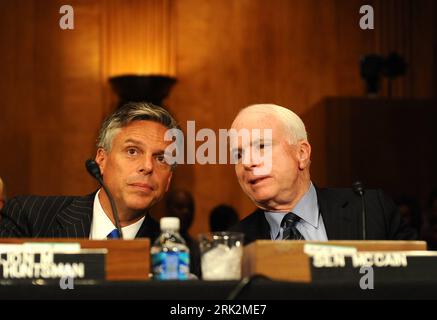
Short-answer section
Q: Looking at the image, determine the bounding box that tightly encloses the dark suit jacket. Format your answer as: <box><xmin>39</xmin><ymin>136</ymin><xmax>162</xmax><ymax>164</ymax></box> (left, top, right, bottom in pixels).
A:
<box><xmin>0</xmin><ymin>193</ymin><xmax>160</xmax><ymax>240</ymax></box>
<box><xmin>231</xmin><ymin>188</ymin><xmax>417</xmax><ymax>244</ymax></box>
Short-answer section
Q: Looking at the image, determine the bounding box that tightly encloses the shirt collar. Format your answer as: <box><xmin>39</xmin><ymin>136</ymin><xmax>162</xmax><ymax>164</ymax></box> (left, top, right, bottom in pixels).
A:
<box><xmin>292</xmin><ymin>182</ymin><xmax>319</xmax><ymax>228</ymax></box>
<box><xmin>264</xmin><ymin>211</ymin><xmax>286</xmax><ymax>240</ymax></box>
<box><xmin>90</xmin><ymin>190</ymin><xmax>145</xmax><ymax>240</ymax></box>
<box><xmin>264</xmin><ymin>182</ymin><xmax>319</xmax><ymax>236</ymax></box>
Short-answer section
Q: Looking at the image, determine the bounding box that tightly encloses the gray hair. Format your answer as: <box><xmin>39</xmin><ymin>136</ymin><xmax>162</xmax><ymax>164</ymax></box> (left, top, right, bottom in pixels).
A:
<box><xmin>97</xmin><ymin>102</ymin><xmax>179</xmax><ymax>151</ymax></box>
<box><xmin>235</xmin><ymin>104</ymin><xmax>308</xmax><ymax>144</ymax></box>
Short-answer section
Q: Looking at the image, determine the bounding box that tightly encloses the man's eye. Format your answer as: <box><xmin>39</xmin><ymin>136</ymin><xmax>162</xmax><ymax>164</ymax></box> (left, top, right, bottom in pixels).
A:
<box><xmin>232</xmin><ymin>150</ymin><xmax>243</xmax><ymax>161</ymax></box>
<box><xmin>257</xmin><ymin>143</ymin><xmax>271</xmax><ymax>150</ymax></box>
<box><xmin>155</xmin><ymin>154</ymin><xmax>166</xmax><ymax>163</ymax></box>
<box><xmin>127</xmin><ymin>148</ymin><xmax>138</xmax><ymax>156</ymax></box>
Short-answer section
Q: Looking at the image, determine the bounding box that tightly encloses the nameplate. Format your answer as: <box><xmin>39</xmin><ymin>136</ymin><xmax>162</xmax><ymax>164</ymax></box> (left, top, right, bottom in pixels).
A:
<box><xmin>309</xmin><ymin>251</ymin><xmax>437</xmax><ymax>283</ymax></box>
<box><xmin>0</xmin><ymin>244</ymin><xmax>107</xmax><ymax>280</ymax></box>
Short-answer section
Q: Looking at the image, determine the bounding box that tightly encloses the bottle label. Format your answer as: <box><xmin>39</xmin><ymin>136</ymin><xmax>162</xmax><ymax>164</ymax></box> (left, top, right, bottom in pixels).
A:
<box><xmin>151</xmin><ymin>251</ymin><xmax>190</xmax><ymax>280</ymax></box>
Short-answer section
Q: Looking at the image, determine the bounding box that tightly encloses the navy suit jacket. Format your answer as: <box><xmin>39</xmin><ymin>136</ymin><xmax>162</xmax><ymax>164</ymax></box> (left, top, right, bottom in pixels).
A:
<box><xmin>0</xmin><ymin>193</ymin><xmax>160</xmax><ymax>240</ymax></box>
<box><xmin>231</xmin><ymin>188</ymin><xmax>417</xmax><ymax>244</ymax></box>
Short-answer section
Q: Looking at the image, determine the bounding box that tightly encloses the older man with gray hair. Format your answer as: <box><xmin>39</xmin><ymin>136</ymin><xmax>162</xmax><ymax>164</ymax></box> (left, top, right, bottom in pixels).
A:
<box><xmin>0</xmin><ymin>102</ymin><xmax>177</xmax><ymax>239</ymax></box>
<box><xmin>230</xmin><ymin>104</ymin><xmax>416</xmax><ymax>243</ymax></box>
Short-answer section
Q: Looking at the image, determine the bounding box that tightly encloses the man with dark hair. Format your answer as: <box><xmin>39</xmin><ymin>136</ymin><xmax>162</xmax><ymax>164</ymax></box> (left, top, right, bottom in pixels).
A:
<box><xmin>0</xmin><ymin>102</ymin><xmax>178</xmax><ymax>239</ymax></box>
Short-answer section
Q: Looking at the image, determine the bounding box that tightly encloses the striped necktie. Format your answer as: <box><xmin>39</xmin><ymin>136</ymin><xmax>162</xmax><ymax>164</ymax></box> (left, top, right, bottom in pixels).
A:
<box><xmin>281</xmin><ymin>213</ymin><xmax>305</xmax><ymax>240</ymax></box>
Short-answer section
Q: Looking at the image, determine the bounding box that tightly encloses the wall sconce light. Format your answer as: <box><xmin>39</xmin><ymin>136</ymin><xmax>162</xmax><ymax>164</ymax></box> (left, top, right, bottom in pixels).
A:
<box><xmin>109</xmin><ymin>75</ymin><xmax>177</xmax><ymax>108</ymax></box>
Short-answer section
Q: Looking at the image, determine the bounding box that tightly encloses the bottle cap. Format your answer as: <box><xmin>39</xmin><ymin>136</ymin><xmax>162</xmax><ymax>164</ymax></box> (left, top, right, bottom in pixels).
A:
<box><xmin>160</xmin><ymin>217</ymin><xmax>180</xmax><ymax>231</ymax></box>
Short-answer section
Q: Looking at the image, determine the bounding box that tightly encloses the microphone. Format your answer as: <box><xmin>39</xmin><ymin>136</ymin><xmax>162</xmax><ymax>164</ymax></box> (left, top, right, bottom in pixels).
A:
<box><xmin>85</xmin><ymin>159</ymin><xmax>123</xmax><ymax>239</ymax></box>
<box><xmin>352</xmin><ymin>181</ymin><xmax>366</xmax><ymax>240</ymax></box>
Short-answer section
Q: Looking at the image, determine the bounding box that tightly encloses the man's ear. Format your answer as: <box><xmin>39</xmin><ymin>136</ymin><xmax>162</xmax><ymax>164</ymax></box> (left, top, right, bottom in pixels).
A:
<box><xmin>297</xmin><ymin>141</ymin><xmax>311</xmax><ymax>170</ymax></box>
<box><xmin>95</xmin><ymin>148</ymin><xmax>107</xmax><ymax>175</ymax></box>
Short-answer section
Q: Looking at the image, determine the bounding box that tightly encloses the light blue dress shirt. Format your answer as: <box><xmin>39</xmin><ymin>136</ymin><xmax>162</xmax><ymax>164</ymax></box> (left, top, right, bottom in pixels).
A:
<box><xmin>264</xmin><ymin>182</ymin><xmax>328</xmax><ymax>241</ymax></box>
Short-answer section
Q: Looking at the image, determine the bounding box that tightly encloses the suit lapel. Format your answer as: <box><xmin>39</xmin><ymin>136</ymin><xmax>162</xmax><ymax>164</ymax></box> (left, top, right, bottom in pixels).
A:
<box><xmin>257</xmin><ymin>210</ymin><xmax>271</xmax><ymax>240</ymax></box>
<box><xmin>316</xmin><ymin>188</ymin><xmax>357</xmax><ymax>240</ymax></box>
<box><xmin>136</xmin><ymin>213</ymin><xmax>160</xmax><ymax>240</ymax></box>
<box><xmin>247</xmin><ymin>209</ymin><xmax>270</xmax><ymax>242</ymax></box>
<box><xmin>53</xmin><ymin>194</ymin><xmax>94</xmax><ymax>238</ymax></box>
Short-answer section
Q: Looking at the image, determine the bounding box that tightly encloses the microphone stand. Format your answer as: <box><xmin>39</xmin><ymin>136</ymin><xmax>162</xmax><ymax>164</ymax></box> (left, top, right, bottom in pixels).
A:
<box><xmin>86</xmin><ymin>159</ymin><xmax>123</xmax><ymax>239</ymax></box>
<box><xmin>353</xmin><ymin>181</ymin><xmax>366</xmax><ymax>240</ymax></box>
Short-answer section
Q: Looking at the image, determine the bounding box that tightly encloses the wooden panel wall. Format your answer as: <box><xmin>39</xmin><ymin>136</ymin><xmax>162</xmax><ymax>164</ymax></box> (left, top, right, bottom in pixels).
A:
<box><xmin>0</xmin><ymin>0</ymin><xmax>104</xmax><ymax>197</ymax></box>
<box><xmin>0</xmin><ymin>0</ymin><xmax>436</xmax><ymax>237</ymax></box>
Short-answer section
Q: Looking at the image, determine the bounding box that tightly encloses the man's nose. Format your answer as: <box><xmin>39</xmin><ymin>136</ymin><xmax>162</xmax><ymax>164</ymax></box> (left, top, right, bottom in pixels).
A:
<box><xmin>242</xmin><ymin>149</ymin><xmax>262</xmax><ymax>170</ymax></box>
<box><xmin>139</xmin><ymin>155</ymin><xmax>153</xmax><ymax>174</ymax></box>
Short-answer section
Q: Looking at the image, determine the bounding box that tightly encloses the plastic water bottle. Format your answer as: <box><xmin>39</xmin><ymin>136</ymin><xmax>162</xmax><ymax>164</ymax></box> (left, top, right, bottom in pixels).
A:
<box><xmin>151</xmin><ymin>217</ymin><xmax>190</xmax><ymax>280</ymax></box>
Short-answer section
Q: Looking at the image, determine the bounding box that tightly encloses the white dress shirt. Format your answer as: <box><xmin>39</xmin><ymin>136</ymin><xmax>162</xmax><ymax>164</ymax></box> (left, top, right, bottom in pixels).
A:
<box><xmin>89</xmin><ymin>190</ymin><xmax>144</xmax><ymax>240</ymax></box>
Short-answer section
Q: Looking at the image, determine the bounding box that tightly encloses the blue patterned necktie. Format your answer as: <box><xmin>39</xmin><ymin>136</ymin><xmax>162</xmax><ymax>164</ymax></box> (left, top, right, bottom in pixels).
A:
<box><xmin>107</xmin><ymin>229</ymin><xmax>121</xmax><ymax>239</ymax></box>
<box><xmin>281</xmin><ymin>213</ymin><xmax>305</xmax><ymax>240</ymax></box>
